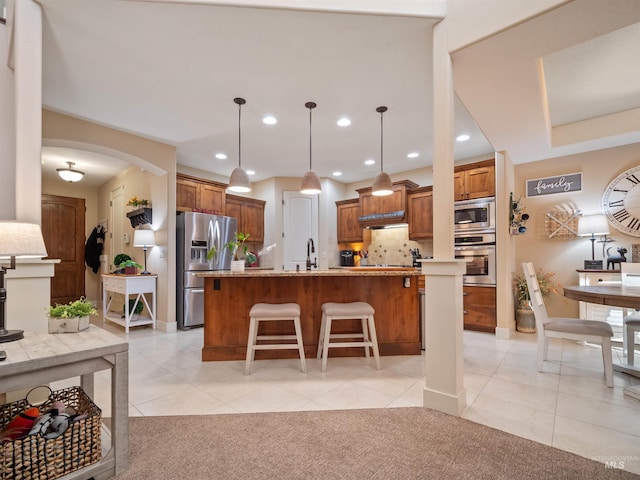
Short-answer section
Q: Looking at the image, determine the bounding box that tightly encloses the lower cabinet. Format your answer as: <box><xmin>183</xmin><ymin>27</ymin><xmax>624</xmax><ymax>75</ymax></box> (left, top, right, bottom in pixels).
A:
<box><xmin>463</xmin><ymin>285</ymin><xmax>496</xmax><ymax>332</ymax></box>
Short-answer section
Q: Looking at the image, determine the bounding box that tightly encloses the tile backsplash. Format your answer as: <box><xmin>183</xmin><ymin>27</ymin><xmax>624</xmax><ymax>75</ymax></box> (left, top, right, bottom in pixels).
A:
<box><xmin>363</xmin><ymin>226</ymin><xmax>432</xmax><ymax>265</ymax></box>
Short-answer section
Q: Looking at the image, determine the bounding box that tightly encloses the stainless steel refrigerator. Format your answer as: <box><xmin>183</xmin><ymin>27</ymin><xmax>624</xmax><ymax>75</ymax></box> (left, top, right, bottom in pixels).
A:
<box><xmin>176</xmin><ymin>212</ymin><xmax>237</xmax><ymax>330</ymax></box>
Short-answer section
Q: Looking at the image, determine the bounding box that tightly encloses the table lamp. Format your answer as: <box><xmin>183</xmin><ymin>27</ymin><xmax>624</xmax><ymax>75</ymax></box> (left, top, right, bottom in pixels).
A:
<box><xmin>133</xmin><ymin>229</ymin><xmax>155</xmax><ymax>275</ymax></box>
<box><xmin>578</xmin><ymin>214</ymin><xmax>609</xmax><ymax>270</ymax></box>
<box><xmin>0</xmin><ymin>221</ymin><xmax>48</xmax><ymax>343</ymax></box>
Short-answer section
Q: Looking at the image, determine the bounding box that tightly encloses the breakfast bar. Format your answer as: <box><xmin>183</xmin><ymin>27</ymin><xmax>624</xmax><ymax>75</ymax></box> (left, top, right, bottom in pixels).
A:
<box><xmin>199</xmin><ymin>268</ymin><xmax>422</xmax><ymax>361</ymax></box>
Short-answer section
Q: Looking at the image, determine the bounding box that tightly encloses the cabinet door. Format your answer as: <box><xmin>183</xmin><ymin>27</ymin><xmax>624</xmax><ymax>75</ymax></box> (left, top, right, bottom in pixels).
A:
<box><xmin>243</xmin><ymin>201</ymin><xmax>264</xmax><ymax>242</ymax></box>
<box><xmin>463</xmin><ymin>286</ymin><xmax>496</xmax><ymax>332</ymax></box>
<box><xmin>453</xmin><ymin>171</ymin><xmax>467</xmax><ymax>201</ymax></box>
<box><xmin>466</xmin><ymin>165</ymin><xmax>495</xmax><ymax>200</ymax></box>
<box><xmin>408</xmin><ymin>190</ymin><xmax>433</xmax><ymax>239</ymax></box>
<box><xmin>337</xmin><ymin>201</ymin><xmax>362</xmax><ymax>243</ymax></box>
<box><xmin>176</xmin><ymin>178</ymin><xmax>200</xmax><ymax>211</ymax></box>
<box><xmin>225</xmin><ymin>197</ymin><xmax>242</xmax><ymax>226</ymax></box>
<box><xmin>200</xmin><ymin>183</ymin><xmax>225</xmax><ymax>214</ymax></box>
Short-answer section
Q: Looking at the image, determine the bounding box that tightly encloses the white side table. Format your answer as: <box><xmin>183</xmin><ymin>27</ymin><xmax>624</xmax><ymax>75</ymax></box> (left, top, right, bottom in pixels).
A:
<box><xmin>102</xmin><ymin>273</ymin><xmax>157</xmax><ymax>333</ymax></box>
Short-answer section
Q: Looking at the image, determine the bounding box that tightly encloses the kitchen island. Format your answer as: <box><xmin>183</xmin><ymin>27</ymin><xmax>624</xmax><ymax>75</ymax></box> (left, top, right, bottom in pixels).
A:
<box><xmin>199</xmin><ymin>268</ymin><xmax>422</xmax><ymax>361</ymax></box>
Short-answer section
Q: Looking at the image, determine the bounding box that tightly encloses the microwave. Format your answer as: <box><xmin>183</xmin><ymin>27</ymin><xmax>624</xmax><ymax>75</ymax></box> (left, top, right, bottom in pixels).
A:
<box><xmin>454</xmin><ymin>197</ymin><xmax>495</xmax><ymax>232</ymax></box>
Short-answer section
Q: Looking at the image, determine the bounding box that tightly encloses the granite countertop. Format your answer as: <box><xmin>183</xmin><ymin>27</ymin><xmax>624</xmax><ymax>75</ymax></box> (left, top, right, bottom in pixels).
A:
<box><xmin>197</xmin><ymin>267</ymin><xmax>421</xmax><ymax>277</ymax></box>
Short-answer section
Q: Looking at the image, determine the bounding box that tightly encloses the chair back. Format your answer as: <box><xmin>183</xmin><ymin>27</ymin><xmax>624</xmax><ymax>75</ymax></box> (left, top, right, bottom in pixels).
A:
<box><xmin>621</xmin><ymin>263</ymin><xmax>640</xmax><ymax>287</ymax></box>
<box><xmin>522</xmin><ymin>262</ymin><xmax>549</xmax><ymax>336</ymax></box>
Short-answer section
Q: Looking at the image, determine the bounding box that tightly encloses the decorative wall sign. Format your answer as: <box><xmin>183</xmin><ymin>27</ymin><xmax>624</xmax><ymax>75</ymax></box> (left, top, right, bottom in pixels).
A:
<box><xmin>526</xmin><ymin>172</ymin><xmax>582</xmax><ymax>197</ymax></box>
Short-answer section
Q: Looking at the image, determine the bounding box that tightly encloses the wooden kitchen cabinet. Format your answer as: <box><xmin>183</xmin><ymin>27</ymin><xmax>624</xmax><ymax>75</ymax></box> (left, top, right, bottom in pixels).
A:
<box><xmin>463</xmin><ymin>285</ymin><xmax>496</xmax><ymax>332</ymax></box>
<box><xmin>336</xmin><ymin>198</ymin><xmax>363</xmax><ymax>243</ymax></box>
<box><xmin>454</xmin><ymin>159</ymin><xmax>495</xmax><ymax>201</ymax></box>
<box><xmin>407</xmin><ymin>186</ymin><xmax>433</xmax><ymax>240</ymax></box>
<box><xmin>356</xmin><ymin>180</ymin><xmax>418</xmax><ymax>228</ymax></box>
<box><xmin>225</xmin><ymin>194</ymin><xmax>265</xmax><ymax>242</ymax></box>
<box><xmin>176</xmin><ymin>173</ymin><xmax>226</xmax><ymax>213</ymax></box>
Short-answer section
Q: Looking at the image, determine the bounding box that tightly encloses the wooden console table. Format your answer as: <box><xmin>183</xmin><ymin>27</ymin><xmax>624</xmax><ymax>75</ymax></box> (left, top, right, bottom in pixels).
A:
<box><xmin>102</xmin><ymin>273</ymin><xmax>157</xmax><ymax>333</ymax></box>
<box><xmin>0</xmin><ymin>326</ymin><xmax>129</xmax><ymax>479</ymax></box>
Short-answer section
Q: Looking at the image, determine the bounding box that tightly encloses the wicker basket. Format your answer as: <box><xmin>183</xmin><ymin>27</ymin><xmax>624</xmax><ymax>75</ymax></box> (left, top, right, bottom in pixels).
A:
<box><xmin>1</xmin><ymin>386</ymin><xmax>102</xmax><ymax>480</ymax></box>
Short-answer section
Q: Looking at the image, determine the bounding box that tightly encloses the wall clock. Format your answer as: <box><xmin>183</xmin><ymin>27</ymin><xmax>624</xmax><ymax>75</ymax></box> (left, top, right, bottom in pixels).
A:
<box><xmin>602</xmin><ymin>165</ymin><xmax>640</xmax><ymax>237</ymax></box>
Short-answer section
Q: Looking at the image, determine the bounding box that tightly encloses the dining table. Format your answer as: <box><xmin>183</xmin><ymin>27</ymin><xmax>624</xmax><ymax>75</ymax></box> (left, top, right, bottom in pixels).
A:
<box><xmin>564</xmin><ymin>284</ymin><xmax>640</xmax><ymax>400</ymax></box>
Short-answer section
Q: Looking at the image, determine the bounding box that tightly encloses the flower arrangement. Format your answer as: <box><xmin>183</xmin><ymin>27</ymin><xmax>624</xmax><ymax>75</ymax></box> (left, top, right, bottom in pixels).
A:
<box><xmin>512</xmin><ymin>268</ymin><xmax>559</xmax><ymax>302</ymax></box>
<box><xmin>126</xmin><ymin>196</ymin><xmax>149</xmax><ymax>208</ymax></box>
<box><xmin>48</xmin><ymin>297</ymin><xmax>98</xmax><ymax>319</ymax></box>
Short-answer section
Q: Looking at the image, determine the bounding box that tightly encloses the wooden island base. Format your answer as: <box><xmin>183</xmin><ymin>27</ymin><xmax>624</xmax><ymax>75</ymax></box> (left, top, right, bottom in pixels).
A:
<box><xmin>201</xmin><ymin>269</ymin><xmax>421</xmax><ymax>361</ymax></box>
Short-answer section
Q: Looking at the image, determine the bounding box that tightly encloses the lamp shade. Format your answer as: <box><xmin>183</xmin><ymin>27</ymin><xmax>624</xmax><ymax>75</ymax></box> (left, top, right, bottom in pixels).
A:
<box><xmin>301</xmin><ymin>170</ymin><xmax>322</xmax><ymax>195</ymax></box>
<box><xmin>372</xmin><ymin>171</ymin><xmax>393</xmax><ymax>196</ymax></box>
<box><xmin>228</xmin><ymin>167</ymin><xmax>251</xmax><ymax>193</ymax></box>
<box><xmin>578</xmin><ymin>214</ymin><xmax>610</xmax><ymax>236</ymax></box>
<box><xmin>133</xmin><ymin>229</ymin><xmax>155</xmax><ymax>247</ymax></box>
<box><xmin>56</xmin><ymin>161</ymin><xmax>84</xmax><ymax>183</ymax></box>
<box><xmin>0</xmin><ymin>222</ymin><xmax>48</xmax><ymax>258</ymax></box>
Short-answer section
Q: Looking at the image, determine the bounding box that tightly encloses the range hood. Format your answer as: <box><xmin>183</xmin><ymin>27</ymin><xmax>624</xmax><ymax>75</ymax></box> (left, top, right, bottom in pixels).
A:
<box><xmin>357</xmin><ymin>180</ymin><xmax>417</xmax><ymax>228</ymax></box>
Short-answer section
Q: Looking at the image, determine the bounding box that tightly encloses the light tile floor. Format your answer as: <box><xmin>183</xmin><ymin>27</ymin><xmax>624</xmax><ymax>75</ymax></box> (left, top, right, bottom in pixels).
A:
<box><xmin>53</xmin><ymin>320</ymin><xmax>640</xmax><ymax>474</ymax></box>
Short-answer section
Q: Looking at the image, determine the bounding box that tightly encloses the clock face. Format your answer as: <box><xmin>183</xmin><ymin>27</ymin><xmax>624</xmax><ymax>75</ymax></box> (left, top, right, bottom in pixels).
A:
<box><xmin>602</xmin><ymin>165</ymin><xmax>640</xmax><ymax>237</ymax></box>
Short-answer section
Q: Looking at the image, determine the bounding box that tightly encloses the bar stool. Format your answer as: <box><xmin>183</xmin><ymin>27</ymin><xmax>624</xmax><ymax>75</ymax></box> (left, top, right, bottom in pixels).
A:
<box><xmin>317</xmin><ymin>301</ymin><xmax>381</xmax><ymax>372</ymax></box>
<box><xmin>245</xmin><ymin>303</ymin><xmax>307</xmax><ymax>375</ymax></box>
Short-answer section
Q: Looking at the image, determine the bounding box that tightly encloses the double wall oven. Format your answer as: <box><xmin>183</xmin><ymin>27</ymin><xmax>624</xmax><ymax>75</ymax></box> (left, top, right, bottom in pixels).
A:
<box><xmin>454</xmin><ymin>197</ymin><xmax>496</xmax><ymax>286</ymax></box>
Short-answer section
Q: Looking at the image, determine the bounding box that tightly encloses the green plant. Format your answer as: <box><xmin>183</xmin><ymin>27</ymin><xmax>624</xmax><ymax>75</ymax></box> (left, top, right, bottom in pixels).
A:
<box><xmin>513</xmin><ymin>268</ymin><xmax>559</xmax><ymax>302</ymax></box>
<box><xmin>118</xmin><ymin>259</ymin><xmax>143</xmax><ymax>269</ymax></box>
<box><xmin>126</xmin><ymin>196</ymin><xmax>149</xmax><ymax>207</ymax></box>
<box><xmin>114</xmin><ymin>253</ymin><xmax>131</xmax><ymax>267</ymax></box>
<box><xmin>48</xmin><ymin>297</ymin><xmax>98</xmax><ymax>318</ymax></box>
<box><xmin>225</xmin><ymin>232</ymin><xmax>257</xmax><ymax>264</ymax></box>
<box><xmin>124</xmin><ymin>298</ymin><xmax>144</xmax><ymax>315</ymax></box>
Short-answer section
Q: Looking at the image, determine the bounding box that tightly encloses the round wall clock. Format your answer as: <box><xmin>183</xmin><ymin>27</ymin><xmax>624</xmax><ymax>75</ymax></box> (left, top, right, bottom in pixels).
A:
<box><xmin>602</xmin><ymin>165</ymin><xmax>640</xmax><ymax>237</ymax></box>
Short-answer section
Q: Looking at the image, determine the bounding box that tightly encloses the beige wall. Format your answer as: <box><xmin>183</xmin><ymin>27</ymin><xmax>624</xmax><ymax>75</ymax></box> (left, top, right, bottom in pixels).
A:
<box><xmin>514</xmin><ymin>143</ymin><xmax>640</xmax><ymax>318</ymax></box>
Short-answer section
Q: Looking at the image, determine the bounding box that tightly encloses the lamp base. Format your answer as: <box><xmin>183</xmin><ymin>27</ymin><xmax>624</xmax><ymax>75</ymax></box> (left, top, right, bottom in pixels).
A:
<box><xmin>0</xmin><ymin>329</ymin><xmax>24</xmax><ymax>343</ymax></box>
<box><xmin>140</xmin><ymin>270</ymin><xmax>151</xmax><ymax>275</ymax></box>
<box><xmin>583</xmin><ymin>260</ymin><xmax>603</xmax><ymax>270</ymax></box>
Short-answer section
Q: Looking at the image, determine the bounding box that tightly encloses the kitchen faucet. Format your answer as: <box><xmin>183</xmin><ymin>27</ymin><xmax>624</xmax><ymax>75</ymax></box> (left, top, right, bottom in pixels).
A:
<box><xmin>306</xmin><ymin>237</ymin><xmax>317</xmax><ymax>271</ymax></box>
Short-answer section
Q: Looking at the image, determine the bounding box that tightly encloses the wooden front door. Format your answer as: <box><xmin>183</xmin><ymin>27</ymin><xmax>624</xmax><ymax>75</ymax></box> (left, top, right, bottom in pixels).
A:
<box><xmin>42</xmin><ymin>194</ymin><xmax>86</xmax><ymax>306</ymax></box>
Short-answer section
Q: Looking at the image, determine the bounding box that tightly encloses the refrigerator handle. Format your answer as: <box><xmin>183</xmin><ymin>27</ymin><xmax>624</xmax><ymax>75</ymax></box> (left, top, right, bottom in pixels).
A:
<box><xmin>208</xmin><ymin>219</ymin><xmax>222</xmax><ymax>267</ymax></box>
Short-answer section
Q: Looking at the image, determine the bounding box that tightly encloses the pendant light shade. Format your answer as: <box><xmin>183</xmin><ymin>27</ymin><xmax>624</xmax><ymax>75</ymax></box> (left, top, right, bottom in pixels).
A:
<box><xmin>372</xmin><ymin>106</ymin><xmax>393</xmax><ymax>196</ymax></box>
<box><xmin>56</xmin><ymin>161</ymin><xmax>85</xmax><ymax>183</ymax></box>
<box><xmin>300</xmin><ymin>101</ymin><xmax>321</xmax><ymax>195</ymax></box>
<box><xmin>227</xmin><ymin>97</ymin><xmax>252</xmax><ymax>193</ymax></box>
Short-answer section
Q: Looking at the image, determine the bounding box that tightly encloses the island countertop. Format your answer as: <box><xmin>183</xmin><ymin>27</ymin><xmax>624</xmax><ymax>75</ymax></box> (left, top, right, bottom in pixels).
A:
<box><xmin>197</xmin><ymin>267</ymin><xmax>421</xmax><ymax>278</ymax></box>
<box><xmin>200</xmin><ymin>267</ymin><xmax>422</xmax><ymax>361</ymax></box>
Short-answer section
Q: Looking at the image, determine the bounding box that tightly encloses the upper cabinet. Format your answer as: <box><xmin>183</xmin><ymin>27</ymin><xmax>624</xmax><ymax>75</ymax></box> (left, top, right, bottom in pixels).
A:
<box><xmin>176</xmin><ymin>173</ymin><xmax>226</xmax><ymax>213</ymax></box>
<box><xmin>454</xmin><ymin>159</ymin><xmax>495</xmax><ymax>201</ymax></box>
<box><xmin>407</xmin><ymin>186</ymin><xmax>433</xmax><ymax>240</ymax></box>
<box><xmin>225</xmin><ymin>194</ymin><xmax>266</xmax><ymax>243</ymax></box>
<box><xmin>356</xmin><ymin>180</ymin><xmax>418</xmax><ymax>228</ymax></box>
<box><xmin>336</xmin><ymin>198</ymin><xmax>363</xmax><ymax>243</ymax></box>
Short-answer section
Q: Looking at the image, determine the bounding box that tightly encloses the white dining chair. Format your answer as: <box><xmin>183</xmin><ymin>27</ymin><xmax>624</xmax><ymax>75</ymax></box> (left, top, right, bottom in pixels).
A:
<box><xmin>621</xmin><ymin>263</ymin><xmax>640</xmax><ymax>365</ymax></box>
<box><xmin>522</xmin><ymin>262</ymin><xmax>614</xmax><ymax>387</ymax></box>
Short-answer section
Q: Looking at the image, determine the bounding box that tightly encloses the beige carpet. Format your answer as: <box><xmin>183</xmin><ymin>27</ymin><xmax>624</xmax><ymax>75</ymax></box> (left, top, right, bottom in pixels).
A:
<box><xmin>113</xmin><ymin>408</ymin><xmax>638</xmax><ymax>479</ymax></box>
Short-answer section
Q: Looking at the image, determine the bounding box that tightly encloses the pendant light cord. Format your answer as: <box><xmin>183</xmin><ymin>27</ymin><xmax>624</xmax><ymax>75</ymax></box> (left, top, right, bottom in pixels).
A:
<box><xmin>238</xmin><ymin>101</ymin><xmax>242</xmax><ymax>169</ymax></box>
<box><xmin>309</xmin><ymin>106</ymin><xmax>313</xmax><ymax>170</ymax></box>
<box><xmin>380</xmin><ymin>110</ymin><xmax>384</xmax><ymax>172</ymax></box>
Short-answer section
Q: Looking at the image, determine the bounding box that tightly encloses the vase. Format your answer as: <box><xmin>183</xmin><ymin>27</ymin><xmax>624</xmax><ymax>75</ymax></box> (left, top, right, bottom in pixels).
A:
<box><xmin>231</xmin><ymin>260</ymin><xmax>245</xmax><ymax>272</ymax></box>
<box><xmin>515</xmin><ymin>300</ymin><xmax>536</xmax><ymax>333</ymax></box>
<box><xmin>48</xmin><ymin>315</ymin><xmax>90</xmax><ymax>334</ymax></box>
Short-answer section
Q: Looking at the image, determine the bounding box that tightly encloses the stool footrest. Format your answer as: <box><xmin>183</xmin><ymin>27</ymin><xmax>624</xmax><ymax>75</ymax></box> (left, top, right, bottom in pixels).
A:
<box><xmin>328</xmin><ymin>341</ymin><xmax>373</xmax><ymax>348</ymax></box>
<box><xmin>253</xmin><ymin>344</ymin><xmax>303</xmax><ymax>350</ymax></box>
<box><xmin>328</xmin><ymin>333</ymin><xmax>365</xmax><ymax>339</ymax></box>
<box><xmin>257</xmin><ymin>334</ymin><xmax>299</xmax><ymax>341</ymax></box>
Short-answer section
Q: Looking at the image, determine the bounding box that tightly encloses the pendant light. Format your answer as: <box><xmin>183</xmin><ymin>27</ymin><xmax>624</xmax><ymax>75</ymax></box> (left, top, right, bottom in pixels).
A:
<box><xmin>227</xmin><ymin>97</ymin><xmax>251</xmax><ymax>193</ymax></box>
<box><xmin>300</xmin><ymin>101</ymin><xmax>322</xmax><ymax>195</ymax></box>
<box><xmin>56</xmin><ymin>161</ymin><xmax>85</xmax><ymax>183</ymax></box>
<box><xmin>372</xmin><ymin>106</ymin><xmax>393</xmax><ymax>196</ymax></box>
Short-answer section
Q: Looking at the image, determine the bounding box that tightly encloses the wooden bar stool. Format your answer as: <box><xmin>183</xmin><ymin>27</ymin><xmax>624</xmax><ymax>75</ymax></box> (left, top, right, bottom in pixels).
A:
<box><xmin>245</xmin><ymin>303</ymin><xmax>307</xmax><ymax>375</ymax></box>
<box><xmin>317</xmin><ymin>302</ymin><xmax>381</xmax><ymax>372</ymax></box>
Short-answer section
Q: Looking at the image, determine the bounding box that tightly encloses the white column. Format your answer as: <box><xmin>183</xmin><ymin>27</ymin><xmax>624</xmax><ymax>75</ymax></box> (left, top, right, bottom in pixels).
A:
<box><xmin>14</xmin><ymin>0</ymin><xmax>42</xmax><ymax>224</ymax></box>
<box><xmin>422</xmin><ymin>20</ymin><xmax>467</xmax><ymax>416</ymax></box>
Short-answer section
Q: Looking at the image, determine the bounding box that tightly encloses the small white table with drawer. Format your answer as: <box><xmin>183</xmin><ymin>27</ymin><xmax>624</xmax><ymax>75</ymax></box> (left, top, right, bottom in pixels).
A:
<box><xmin>102</xmin><ymin>273</ymin><xmax>157</xmax><ymax>333</ymax></box>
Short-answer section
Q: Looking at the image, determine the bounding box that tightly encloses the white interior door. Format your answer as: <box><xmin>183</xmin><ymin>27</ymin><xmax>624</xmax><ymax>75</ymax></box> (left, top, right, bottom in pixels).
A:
<box><xmin>283</xmin><ymin>191</ymin><xmax>318</xmax><ymax>270</ymax></box>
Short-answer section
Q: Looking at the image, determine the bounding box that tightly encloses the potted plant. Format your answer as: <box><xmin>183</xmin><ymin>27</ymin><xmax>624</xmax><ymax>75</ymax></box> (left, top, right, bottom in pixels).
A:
<box><xmin>114</xmin><ymin>253</ymin><xmax>143</xmax><ymax>274</ymax></box>
<box><xmin>123</xmin><ymin>298</ymin><xmax>144</xmax><ymax>320</ymax></box>
<box><xmin>47</xmin><ymin>297</ymin><xmax>98</xmax><ymax>333</ymax></box>
<box><xmin>225</xmin><ymin>232</ymin><xmax>257</xmax><ymax>272</ymax></box>
<box><xmin>512</xmin><ymin>268</ymin><xmax>558</xmax><ymax>333</ymax></box>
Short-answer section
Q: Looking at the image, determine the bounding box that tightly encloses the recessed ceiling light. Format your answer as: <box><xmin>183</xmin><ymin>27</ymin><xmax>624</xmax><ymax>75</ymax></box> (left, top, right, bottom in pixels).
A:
<box><xmin>456</xmin><ymin>134</ymin><xmax>470</xmax><ymax>142</ymax></box>
<box><xmin>332</xmin><ymin>171</ymin><xmax>342</xmax><ymax>177</ymax></box>
<box><xmin>364</xmin><ymin>159</ymin><xmax>375</xmax><ymax>166</ymax></box>
<box><xmin>407</xmin><ymin>152</ymin><xmax>419</xmax><ymax>158</ymax></box>
<box><xmin>215</xmin><ymin>153</ymin><xmax>227</xmax><ymax>160</ymax></box>
<box><xmin>337</xmin><ymin>117</ymin><xmax>351</xmax><ymax>127</ymax></box>
<box><xmin>246</xmin><ymin>169</ymin><xmax>255</xmax><ymax>176</ymax></box>
<box><xmin>262</xmin><ymin>115</ymin><xmax>277</xmax><ymax>125</ymax></box>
